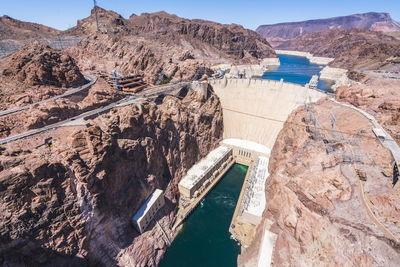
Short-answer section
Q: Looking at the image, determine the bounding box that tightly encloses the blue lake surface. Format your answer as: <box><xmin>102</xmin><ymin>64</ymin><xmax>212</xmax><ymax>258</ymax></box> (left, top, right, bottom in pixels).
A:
<box><xmin>262</xmin><ymin>54</ymin><xmax>333</xmax><ymax>91</ymax></box>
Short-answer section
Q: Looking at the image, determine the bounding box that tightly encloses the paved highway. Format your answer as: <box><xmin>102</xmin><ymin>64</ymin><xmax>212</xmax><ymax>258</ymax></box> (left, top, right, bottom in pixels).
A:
<box><xmin>0</xmin><ymin>82</ymin><xmax>188</xmax><ymax>145</ymax></box>
<box><xmin>0</xmin><ymin>75</ymin><xmax>97</xmax><ymax>117</ymax></box>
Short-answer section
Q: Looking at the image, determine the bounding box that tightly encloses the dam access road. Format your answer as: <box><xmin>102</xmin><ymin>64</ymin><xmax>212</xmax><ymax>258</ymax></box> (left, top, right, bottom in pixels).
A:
<box><xmin>0</xmin><ymin>81</ymin><xmax>189</xmax><ymax>144</ymax></box>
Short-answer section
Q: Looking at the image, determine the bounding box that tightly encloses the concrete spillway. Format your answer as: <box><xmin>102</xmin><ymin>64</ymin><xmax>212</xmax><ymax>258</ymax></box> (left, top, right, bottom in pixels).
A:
<box><xmin>209</xmin><ymin>78</ymin><xmax>327</xmax><ymax>149</ymax></box>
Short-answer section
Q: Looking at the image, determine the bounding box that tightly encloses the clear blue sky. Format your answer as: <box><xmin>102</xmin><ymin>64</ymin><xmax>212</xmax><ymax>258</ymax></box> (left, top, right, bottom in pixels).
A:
<box><xmin>1</xmin><ymin>0</ymin><xmax>399</xmax><ymax>31</ymax></box>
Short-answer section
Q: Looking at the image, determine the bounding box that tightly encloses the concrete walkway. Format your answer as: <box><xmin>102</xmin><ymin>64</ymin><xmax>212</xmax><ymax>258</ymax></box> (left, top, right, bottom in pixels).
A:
<box><xmin>0</xmin><ymin>75</ymin><xmax>97</xmax><ymax>117</ymax></box>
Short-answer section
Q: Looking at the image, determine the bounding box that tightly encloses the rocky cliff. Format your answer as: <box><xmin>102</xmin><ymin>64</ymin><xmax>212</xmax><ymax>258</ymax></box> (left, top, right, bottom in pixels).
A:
<box><xmin>335</xmin><ymin>77</ymin><xmax>400</xmax><ymax>144</ymax></box>
<box><xmin>0</xmin><ymin>41</ymin><xmax>87</xmax><ymax>111</ymax></box>
<box><xmin>0</xmin><ymin>87</ymin><xmax>223</xmax><ymax>266</ymax></box>
<box><xmin>66</xmin><ymin>8</ymin><xmax>276</xmax><ymax>84</ymax></box>
<box><xmin>239</xmin><ymin>99</ymin><xmax>400</xmax><ymax>266</ymax></box>
<box><xmin>257</xmin><ymin>12</ymin><xmax>400</xmax><ymax>46</ymax></box>
<box><xmin>276</xmin><ymin>28</ymin><xmax>400</xmax><ymax>70</ymax></box>
<box><xmin>1</xmin><ymin>41</ymin><xmax>86</xmax><ymax>88</ymax></box>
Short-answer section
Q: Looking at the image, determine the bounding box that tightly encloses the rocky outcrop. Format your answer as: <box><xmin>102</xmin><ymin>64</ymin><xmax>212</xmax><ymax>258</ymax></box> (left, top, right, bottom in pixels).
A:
<box><xmin>335</xmin><ymin>78</ymin><xmax>400</xmax><ymax>144</ymax></box>
<box><xmin>66</xmin><ymin>9</ymin><xmax>276</xmax><ymax>84</ymax></box>
<box><xmin>276</xmin><ymin>28</ymin><xmax>400</xmax><ymax>70</ymax></box>
<box><xmin>0</xmin><ymin>87</ymin><xmax>223</xmax><ymax>266</ymax></box>
<box><xmin>257</xmin><ymin>12</ymin><xmax>400</xmax><ymax>46</ymax></box>
<box><xmin>239</xmin><ymin>99</ymin><xmax>400</xmax><ymax>266</ymax></box>
<box><xmin>276</xmin><ymin>28</ymin><xmax>394</xmax><ymax>57</ymax></box>
<box><xmin>0</xmin><ymin>41</ymin><xmax>86</xmax><ymax>88</ymax></box>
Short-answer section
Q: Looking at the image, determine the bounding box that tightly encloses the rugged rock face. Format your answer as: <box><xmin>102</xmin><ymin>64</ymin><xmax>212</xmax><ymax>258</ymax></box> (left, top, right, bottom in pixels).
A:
<box><xmin>276</xmin><ymin>28</ymin><xmax>400</xmax><ymax>70</ymax></box>
<box><xmin>257</xmin><ymin>12</ymin><xmax>400</xmax><ymax>46</ymax></box>
<box><xmin>335</xmin><ymin>78</ymin><xmax>400</xmax><ymax>144</ymax></box>
<box><xmin>0</xmin><ymin>41</ymin><xmax>86</xmax><ymax>88</ymax></box>
<box><xmin>66</xmin><ymin>8</ymin><xmax>276</xmax><ymax>84</ymax></box>
<box><xmin>0</xmin><ymin>87</ymin><xmax>223</xmax><ymax>266</ymax></box>
<box><xmin>0</xmin><ymin>15</ymin><xmax>61</xmax><ymax>40</ymax></box>
<box><xmin>63</xmin><ymin>7</ymin><xmax>127</xmax><ymax>36</ymax></box>
<box><xmin>330</xmin><ymin>40</ymin><xmax>400</xmax><ymax>70</ymax></box>
<box><xmin>239</xmin><ymin>99</ymin><xmax>400</xmax><ymax>266</ymax></box>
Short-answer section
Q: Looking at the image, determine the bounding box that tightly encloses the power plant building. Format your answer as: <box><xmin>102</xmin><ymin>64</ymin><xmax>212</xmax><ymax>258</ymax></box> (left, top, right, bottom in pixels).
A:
<box><xmin>178</xmin><ymin>146</ymin><xmax>233</xmax><ymax>199</ymax></box>
<box><xmin>132</xmin><ymin>189</ymin><xmax>165</xmax><ymax>233</ymax></box>
<box><xmin>239</xmin><ymin>156</ymin><xmax>269</xmax><ymax>225</ymax></box>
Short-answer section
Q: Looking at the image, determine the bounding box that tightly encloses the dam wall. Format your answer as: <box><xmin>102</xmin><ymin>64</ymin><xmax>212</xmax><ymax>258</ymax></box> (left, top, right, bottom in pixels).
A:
<box><xmin>210</xmin><ymin>78</ymin><xmax>326</xmax><ymax>149</ymax></box>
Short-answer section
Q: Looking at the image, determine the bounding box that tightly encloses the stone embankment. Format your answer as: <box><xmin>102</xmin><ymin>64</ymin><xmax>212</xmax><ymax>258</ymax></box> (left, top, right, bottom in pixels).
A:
<box><xmin>275</xmin><ymin>50</ymin><xmax>334</xmax><ymax>65</ymax></box>
<box><xmin>320</xmin><ymin>66</ymin><xmax>354</xmax><ymax>90</ymax></box>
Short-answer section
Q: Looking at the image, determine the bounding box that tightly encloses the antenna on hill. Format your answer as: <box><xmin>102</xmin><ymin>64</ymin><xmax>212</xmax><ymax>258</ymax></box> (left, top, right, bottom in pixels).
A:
<box><xmin>93</xmin><ymin>0</ymin><xmax>100</xmax><ymax>31</ymax></box>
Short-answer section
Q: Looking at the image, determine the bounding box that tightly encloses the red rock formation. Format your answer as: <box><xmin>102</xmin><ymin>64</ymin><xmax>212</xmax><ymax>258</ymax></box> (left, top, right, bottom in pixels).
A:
<box><xmin>276</xmin><ymin>28</ymin><xmax>400</xmax><ymax>70</ymax></box>
<box><xmin>257</xmin><ymin>12</ymin><xmax>400</xmax><ymax>46</ymax></box>
<box><xmin>66</xmin><ymin>8</ymin><xmax>276</xmax><ymax>84</ymax></box>
<box><xmin>239</xmin><ymin>99</ymin><xmax>400</xmax><ymax>266</ymax></box>
<box><xmin>0</xmin><ymin>87</ymin><xmax>223</xmax><ymax>266</ymax></box>
<box><xmin>335</xmin><ymin>78</ymin><xmax>400</xmax><ymax>144</ymax></box>
<box><xmin>0</xmin><ymin>41</ymin><xmax>86</xmax><ymax>88</ymax></box>
<box><xmin>0</xmin><ymin>15</ymin><xmax>61</xmax><ymax>40</ymax></box>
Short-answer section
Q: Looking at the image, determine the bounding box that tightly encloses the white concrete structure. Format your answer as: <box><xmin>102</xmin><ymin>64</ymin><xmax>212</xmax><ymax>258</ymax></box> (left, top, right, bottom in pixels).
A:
<box><xmin>373</xmin><ymin>128</ymin><xmax>386</xmax><ymax>139</ymax></box>
<box><xmin>276</xmin><ymin>50</ymin><xmax>334</xmax><ymax>65</ymax></box>
<box><xmin>222</xmin><ymin>138</ymin><xmax>270</xmax><ymax>164</ymax></box>
<box><xmin>212</xmin><ymin>57</ymin><xmax>280</xmax><ymax>79</ymax></box>
<box><xmin>257</xmin><ymin>228</ymin><xmax>278</xmax><ymax>267</ymax></box>
<box><xmin>178</xmin><ymin>146</ymin><xmax>233</xmax><ymax>198</ymax></box>
<box><xmin>320</xmin><ymin>66</ymin><xmax>353</xmax><ymax>90</ymax></box>
<box><xmin>309</xmin><ymin>75</ymin><xmax>319</xmax><ymax>89</ymax></box>
<box><xmin>210</xmin><ymin>78</ymin><xmax>326</xmax><ymax>149</ymax></box>
<box><xmin>132</xmin><ymin>189</ymin><xmax>165</xmax><ymax>233</ymax></box>
<box><xmin>191</xmin><ymin>80</ymin><xmax>208</xmax><ymax>98</ymax></box>
<box><xmin>239</xmin><ymin>157</ymin><xmax>269</xmax><ymax>225</ymax></box>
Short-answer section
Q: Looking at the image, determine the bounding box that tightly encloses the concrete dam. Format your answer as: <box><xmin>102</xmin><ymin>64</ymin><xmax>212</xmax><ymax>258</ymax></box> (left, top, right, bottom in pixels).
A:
<box><xmin>209</xmin><ymin>78</ymin><xmax>326</xmax><ymax>148</ymax></box>
<box><xmin>162</xmin><ymin>55</ymin><xmax>330</xmax><ymax>266</ymax></box>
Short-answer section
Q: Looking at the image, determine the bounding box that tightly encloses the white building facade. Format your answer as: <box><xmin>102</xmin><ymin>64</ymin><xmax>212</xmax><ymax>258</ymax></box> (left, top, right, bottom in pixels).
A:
<box><xmin>178</xmin><ymin>146</ymin><xmax>233</xmax><ymax>199</ymax></box>
<box><xmin>132</xmin><ymin>189</ymin><xmax>165</xmax><ymax>233</ymax></box>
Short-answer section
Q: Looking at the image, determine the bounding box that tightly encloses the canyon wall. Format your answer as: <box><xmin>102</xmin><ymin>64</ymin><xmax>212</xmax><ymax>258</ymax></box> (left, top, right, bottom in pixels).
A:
<box><xmin>239</xmin><ymin>99</ymin><xmax>400</xmax><ymax>266</ymax></box>
<box><xmin>0</xmin><ymin>87</ymin><xmax>223</xmax><ymax>266</ymax></box>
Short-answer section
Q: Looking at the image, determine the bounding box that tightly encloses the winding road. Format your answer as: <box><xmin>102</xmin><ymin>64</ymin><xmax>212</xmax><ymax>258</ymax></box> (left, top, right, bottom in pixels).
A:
<box><xmin>0</xmin><ymin>75</ymin><xmax>97</xmax><ymax>117</ymax></box>
<box><xmin>0</xmin><ymin>82</ymin><xmax>188</xmax><ymax>145</ymax></box>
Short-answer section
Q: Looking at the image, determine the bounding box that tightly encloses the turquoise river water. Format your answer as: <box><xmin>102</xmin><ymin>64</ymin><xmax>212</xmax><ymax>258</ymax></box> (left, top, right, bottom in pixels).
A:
<box><xmin>160</xmin><ymin>164</ymin><xmax>248</xmax><ymax>267</ymax></box>
<box><xmin>160</xmin><ymin>54</ymin><xmax>329</xmax><ymax>267</ymax></box>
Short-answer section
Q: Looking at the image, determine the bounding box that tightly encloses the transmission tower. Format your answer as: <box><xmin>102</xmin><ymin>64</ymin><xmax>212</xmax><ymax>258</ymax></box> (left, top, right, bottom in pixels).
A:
<box><xmin>93</xmin><ymin>0</ymin><xmax>100</xmax><ymax>31</ymax></box>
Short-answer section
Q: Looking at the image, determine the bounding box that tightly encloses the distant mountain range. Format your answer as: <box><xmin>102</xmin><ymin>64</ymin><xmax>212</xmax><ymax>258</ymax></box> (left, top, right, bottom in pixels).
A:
<box><xmin>256</xmin><ymin>12</ymin><xmax>400</xmax><ymax>46</ymax></box>
<box><xmin>0</xmin><ymin>15</ymin><xmax>62</xmax><ymax>40</ymax></box>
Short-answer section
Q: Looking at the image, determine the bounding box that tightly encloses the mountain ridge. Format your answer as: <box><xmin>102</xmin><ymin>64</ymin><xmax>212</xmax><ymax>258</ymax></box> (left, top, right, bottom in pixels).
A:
<box><xmin>256</xmin><ymin>12</ymin><xmax>400</xmax><ymax>46</ymax></box>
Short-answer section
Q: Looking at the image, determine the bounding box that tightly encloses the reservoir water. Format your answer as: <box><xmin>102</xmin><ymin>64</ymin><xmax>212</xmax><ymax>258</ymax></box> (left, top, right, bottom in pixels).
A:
<box><xmin>262</xmin><ymin>54</ymin><xmax>333</xmax><ymax>91</ymax></box>
<box><xmin>160</xmin><ymin>164</ymin><xmax>248</xmax><ymax>267</ymax></box>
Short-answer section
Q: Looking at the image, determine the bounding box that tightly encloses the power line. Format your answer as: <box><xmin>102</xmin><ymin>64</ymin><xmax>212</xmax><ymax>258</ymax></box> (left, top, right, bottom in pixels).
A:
<box><xmin>222</xmin><ymin>107</ymin><xmax>382</xmax><ymax>142</ymax></box>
